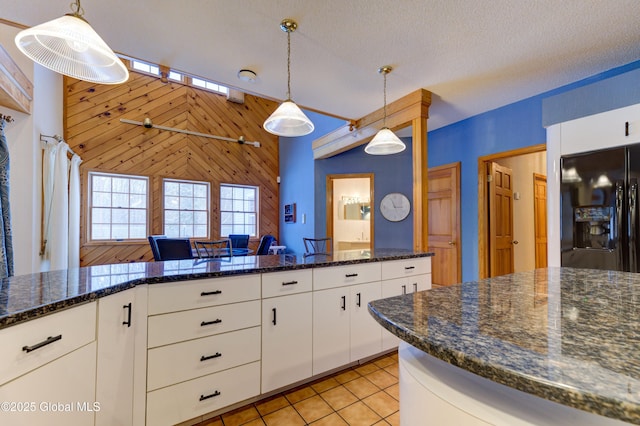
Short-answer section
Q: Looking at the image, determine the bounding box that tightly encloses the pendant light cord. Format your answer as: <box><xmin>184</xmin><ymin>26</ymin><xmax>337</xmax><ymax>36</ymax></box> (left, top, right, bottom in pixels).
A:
<box><xmin>286</xmin><ymin>29</ymin><xmax>291</xmax><ymax>100</ymax></box>
<box><xmin>383</xmin><ymin>71</ymin><xmax>387</xmax><ymax>128</ymax></box>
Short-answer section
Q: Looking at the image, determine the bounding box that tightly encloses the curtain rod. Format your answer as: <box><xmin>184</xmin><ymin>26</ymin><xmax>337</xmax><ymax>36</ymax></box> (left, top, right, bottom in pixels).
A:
<box><xmin>119</xmin><ymin>118</ymin><xmax>261</xmax><ymax>148</ymax></box>
<box><xmin>40</xmin><ymin>134</ymin><xmax>79</xmax><ymax>156</ymax></box>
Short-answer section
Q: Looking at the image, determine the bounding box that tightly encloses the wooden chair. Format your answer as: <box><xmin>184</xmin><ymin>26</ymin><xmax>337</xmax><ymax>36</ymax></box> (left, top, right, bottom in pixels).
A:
<box><xmin>194</xmin><ymin>239</ymin><xmax>232</xmax><ymax>258</ymax></box>
<box><xmin>155</xmin><ymin>238</ymin><xmax>194</xmax><ymax>260</ymax></box>
<box><xmin>303</xmin><ymin>237</ymin><xmax>332</xmax><ymax>257</ymax></box>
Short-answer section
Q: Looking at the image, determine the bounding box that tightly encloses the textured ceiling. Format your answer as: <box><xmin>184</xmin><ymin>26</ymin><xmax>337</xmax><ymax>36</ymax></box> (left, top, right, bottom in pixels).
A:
<box><xmin>2</xmin><ymin>0</ymin><xmax>640</xmax><ymax>131</ymax></box>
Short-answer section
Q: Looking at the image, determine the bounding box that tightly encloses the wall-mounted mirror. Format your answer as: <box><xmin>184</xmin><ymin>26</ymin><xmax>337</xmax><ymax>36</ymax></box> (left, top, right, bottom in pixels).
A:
<box><xmin>344</xmin><ymin>202</ymin><xmax>371</xmax><ymax>220</ymax></box>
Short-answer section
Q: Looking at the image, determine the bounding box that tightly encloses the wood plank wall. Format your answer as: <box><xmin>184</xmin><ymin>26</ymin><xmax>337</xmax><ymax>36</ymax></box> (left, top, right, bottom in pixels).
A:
<box><xmin>63</xmin><ymin>71</ymin><xmax>280</xmax><ymax>266</ymax></box>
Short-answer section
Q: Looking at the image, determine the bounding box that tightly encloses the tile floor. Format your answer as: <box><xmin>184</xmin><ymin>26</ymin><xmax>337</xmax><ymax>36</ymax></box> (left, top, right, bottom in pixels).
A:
<box><xmin>195</xmin><ymin>351</ymin><xmax>399</xmax><ymax>426</ymax></box>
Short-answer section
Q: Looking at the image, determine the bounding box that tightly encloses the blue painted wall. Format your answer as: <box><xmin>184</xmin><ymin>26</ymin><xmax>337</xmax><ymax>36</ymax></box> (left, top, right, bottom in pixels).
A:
<box><xmin>279</xmin><ymin>110</ymin><xmax>344</xmax><ymax>254</ymax></box>
<box><xmin>314</xmin><ymin>140</ymin><xmax>414</xmax><ymax>249</ymax></box>
<box><xmin>280</xmin><ymin>59</ymin><xmax>640</xmax><ymax>279</ymax></box>
<box><xmin>429</xmin><ymin>59</ymin><xmax>640</xmax><ymax>281</ymax></box>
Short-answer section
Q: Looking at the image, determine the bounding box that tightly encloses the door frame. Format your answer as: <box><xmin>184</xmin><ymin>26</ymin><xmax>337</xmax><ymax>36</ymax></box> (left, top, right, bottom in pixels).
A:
<box><xmin>326</xmin><ymin>173</ymin><xmax>375</xmax><ymax>250</ymax></box>
<box><xmin>478</xmin><ymin>144</ymin><xmax>546</xmax><ymax>279</ymax></box>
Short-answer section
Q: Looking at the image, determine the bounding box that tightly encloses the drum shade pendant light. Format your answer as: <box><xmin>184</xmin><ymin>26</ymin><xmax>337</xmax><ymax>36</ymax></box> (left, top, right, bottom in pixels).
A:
<box><xmin>365</xmin><ymin>66</ymin><xmax>406</xmax><ymax>155</ymax></box>
<box><xmin>263</xmin><ymin>19</ymin><xmax>314</xmax><ymax>137</ymax></box>
<box><xmin>15</xmin><ymin>0</ymin><xmax>129</xmax><ymax>84</ymax></box>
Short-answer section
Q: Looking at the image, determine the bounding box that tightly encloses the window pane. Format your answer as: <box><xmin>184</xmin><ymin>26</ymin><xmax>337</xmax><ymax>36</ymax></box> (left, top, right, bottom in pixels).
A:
<box><xmin>130</xmin><ymin>194</ymin><xmax>146</xmax><ymax>208</ymax></box>
<box><xmin>93</xmin><ymin>192</ymin><xmax>111</xmax><ymax>207</ymax></box>
<box><xmin>130</xmin><ymin>225</ymin><xmax>146</xmax><ymax>239</ymax></box>
<box><xmin>165</xmin><ymin>182</ymin><xmax>179</xmax><ymax>196</ymax></box>
<box><xmin>194</xmin><ymin>211</ymin><xmax>207</xmax><ymax>225</ymax></box>
<box><xmin>89</xmin><ymin>172</ymin><xmax>148</xmax><ymax>241</ymax></box>
<box><xmin>112</xmin><ymin>225</ymin><xmax>128</xmax><ymax>239</ymax></box>
<box><xmin>165</xmin><ymin>225</ymin><xmax>180</xmax><ymax>238</ymax></box>
<box><xmin>221</xmin><ymin>225</ymin><xmax>233</xmax><ymax>236</ymax></box>
<box><xmin>112</xmin><ymin>193</ymin><xmax>129</xmax><ymax>208</ymax></box>
<box><xmin>165</xmin><ymin>196</ymin><xmax>180</xmax><ymax>209</ymax></box>
<box><xmin>221</xmin><ymin>212</ymin><xmax>232</xmax><ymax>225</ymax></box>
<box><xmin>165</xmin><ymin>210</ymin><xmax>179</xmax><ymax>224</ymax></box>
<box><xmin>180</xmin><ymin>197</ymin><xmax>194</xmax><ymax>210</ymax></box>
<box><xmin>179</xmin><ymin>183</ymin><xmax>193</xmax><ymax>197</ymax></box>
<box><xmin>180</xmin><ymin>211</ymin><xmax>194</xmax><ymax>224</ymax></box>
<box><xmin>180</xmin><ymin>224</ymin><xmax>193</xmax><ymax>237</ymax></box>
<box><xmin>194</xmin><ymin>185</ymin><xmax>207</xmax><ymax>197</ymax></box>
<box><xmin>193</xmin><ymin>197</ymin><xmax>207</xmax><ymax>210</ymax></box>
<box><xmin>193</xmin><ymin>225</ymin><xmax>207</xmax><ymax>237</ymax></box>
<box><xmin>220</xmin><ymin>186</ymin><xmax>232</xmax><ymax>198</ymax></box>
<box><xmin>220</xmin><ymin>199</ymin><xmax>233</xmax><ymax>211</ymax></box>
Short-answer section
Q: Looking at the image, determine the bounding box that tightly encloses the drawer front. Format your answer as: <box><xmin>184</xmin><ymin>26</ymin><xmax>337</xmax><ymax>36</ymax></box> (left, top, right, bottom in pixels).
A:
<box><xmin>0</xmin><ymin>302</ymin><xmax>96</xmax><ymax>386</ymax></box>
<box><xmin>148</xmin><ymin>274</ymin><xmax>260</xmax><ymax>315</ymax></box>
<box><xmin>147</xmin><ymin>326</ymin><xmax>260</xmax><ymax>391</ymax></box>
<box><xmin>262</xmin><ymin>269</ymin><xmax>312</xmax><ymax>298</ymax></box>
<box><xmin>381</xmin><ymin>258</ymin><xmax>431</xmax><ymax>280</ymax></box>
<box><xmin>146</xmin><ymin>361</ymin><xmax>260</xmax><ymax>426</ymax></box>
<box><xmin>313</xmin><ymin>262</ymin><xmax>381</xmax><ymax>291</ymax></box>
<box><xmin>148</xmin><ymin>300</ymin><xmax>260</xmax><ymax>348</ymax></box>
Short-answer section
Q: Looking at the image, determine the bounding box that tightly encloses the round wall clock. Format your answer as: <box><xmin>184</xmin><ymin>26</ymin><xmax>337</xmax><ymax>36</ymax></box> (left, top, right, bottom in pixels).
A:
<box><xmin>380</xmin><ymin>192</ymin><xmax>411</xmax><ymax>222</ymax></box>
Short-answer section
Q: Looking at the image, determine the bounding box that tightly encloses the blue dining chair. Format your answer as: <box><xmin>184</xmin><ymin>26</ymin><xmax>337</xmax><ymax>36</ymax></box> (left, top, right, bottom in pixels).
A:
<box><xmin>148</xmin><ymin>235</ymin><xmax>167</xmax><ymax>261</ymax></box>
<box><xmin>228</xmin><ymin>234</ymin><xmax>250</xmax><ymax>249</ymax></box>
<box><xmin>256</xmin><ymin>235</ymin><xmax>276</xmax><ymax>255</ymax></box>
<box><xmin>155</xmin><ymin>238</ymin><xmax>194</xmax><ymax>260</ymax></box>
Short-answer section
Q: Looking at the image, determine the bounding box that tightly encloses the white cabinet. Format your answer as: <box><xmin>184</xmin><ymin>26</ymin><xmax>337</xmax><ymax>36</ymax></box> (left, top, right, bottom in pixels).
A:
<box><xmin>262</xmin><ymin>270</ymin><xmax>312</xmax><ymax>393</ymax></box>
<box><xmin>350</xmin><ymin>281</ymin><xmax>382</xmax><ymax>361</ymax></box>
<box><xmin>95</xmin><ymin>289</ymin><xmax>136</xmax><ymax>426</ymax></box>
<box><xmin>146</xmin><ymin>275</ymin><xmax>261</xmax><ymax>426</ymax></box>
<box><xmin>313</xmin><ymin>286</ymin><xmax>351</xmax><ymax>375</ymax></box>
<box><xmin>0</xmin><ymin>343</ymin><xmax>97</xmax><ymax>426</ymax></box>
<box><xmin>312</xmin><ymin>262</ymin><xmax>383</xmax><ymax>375</ymax></box>
<box><xmin>0</xmin><ymin>302</ymin><xmax>97</xmax><ymax>426</ymax></box>
<box><xmin>381</xmin><ymin>258</ymin><xmax>432</xmax><ymax>351</ymax></box>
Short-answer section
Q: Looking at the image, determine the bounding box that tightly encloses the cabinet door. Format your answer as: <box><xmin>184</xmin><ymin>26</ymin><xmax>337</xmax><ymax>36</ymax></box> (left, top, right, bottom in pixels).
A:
<box><xmin>262</xmin><ymin>292</ymin><xmax>312</xmax><ymax>393</ymax></box>
<box><xmin>96</xmin><ymin>290</ymin><xmax>135</xmax><ymax>426</ymax></box>
<box><xmin>350</xmin><ymin>281</ymin><xmax>382</xmax><ymax>362</ymax></box>
<box><xmin>0</xmin><ymin>343</ymin><xmax>97</xmax><ymax>426</ymax></box>
<box><xmin>381</xmin><ymin>278</ymin><xmax>407</xmax><ymax>351</ymax></box>
<box><xmin>313</xmin><ymin>287</ymin><xmax>350</xmax><ymax>375</ymax></box>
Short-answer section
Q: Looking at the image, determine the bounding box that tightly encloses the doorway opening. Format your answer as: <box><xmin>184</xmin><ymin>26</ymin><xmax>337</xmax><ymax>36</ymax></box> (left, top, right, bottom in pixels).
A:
<box><xmin>478</xmin><ymin>144</ymin><xmax>547</xmax><ymax>279</ymax></box>
<box><xmin>326</xmin><ymin>174</ymin><xmax>374</xmax><ymax>253</ymax></box>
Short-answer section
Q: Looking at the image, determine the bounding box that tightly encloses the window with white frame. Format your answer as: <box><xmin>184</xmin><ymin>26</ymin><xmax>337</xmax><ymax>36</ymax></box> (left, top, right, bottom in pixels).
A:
<box><xmin>220</xmin><ymin>184</ymin><xmax>258</xmax><ymax>237</ymax></box>
<box><xmin>163</xmin><ymin>179</ymin><xmax>210</xmax><ymax>238</ymax></box>
<box><xmin>89</xmin><ymin>172</ymin><xmax>148</xmax><ymax>241</ymax></box>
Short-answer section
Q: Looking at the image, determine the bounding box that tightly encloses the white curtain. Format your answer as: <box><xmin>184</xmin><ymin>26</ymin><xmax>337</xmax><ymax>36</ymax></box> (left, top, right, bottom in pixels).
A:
<box><xmin>43</xmin><ymin>139</ymin><xmax>82</xmax><ymax>271</ymax></box>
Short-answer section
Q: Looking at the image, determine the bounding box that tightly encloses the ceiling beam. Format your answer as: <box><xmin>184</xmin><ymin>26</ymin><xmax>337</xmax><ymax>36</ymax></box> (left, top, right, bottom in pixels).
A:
<box><xmin>312</xmin><ymin>89</ymin><xmax>431</xmax><ymax>160</ymax></box>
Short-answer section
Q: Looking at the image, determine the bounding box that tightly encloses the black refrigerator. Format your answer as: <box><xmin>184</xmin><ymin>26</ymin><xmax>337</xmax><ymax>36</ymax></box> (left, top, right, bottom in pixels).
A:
<box><xmin>561</xmin><ymin>144</ymin><xmax>640</xmax><ymax>272</ymax></box>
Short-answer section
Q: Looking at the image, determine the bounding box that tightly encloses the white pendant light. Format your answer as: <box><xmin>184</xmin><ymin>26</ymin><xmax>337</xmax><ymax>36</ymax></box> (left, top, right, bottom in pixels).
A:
<box><xmin>15</xmin><ymin>0</ymin><xmax>129</xmax><ymax>85</ymax></box>
<box><xmin>263</xmin><ymin>19</ymin><xmax>314</xmax><ymax>137</ymax></box>
<box><xmin>365</xmin><ymin>66</ymin><xmax>406</xmax><ymax>155</ymax></box>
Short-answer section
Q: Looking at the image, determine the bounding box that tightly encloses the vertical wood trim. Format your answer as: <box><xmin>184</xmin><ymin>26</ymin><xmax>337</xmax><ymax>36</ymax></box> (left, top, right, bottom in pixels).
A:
<box><xmin>412</xmin><ymin>116</ymin><xmax>428</xmax><ymax>251</ymax></box>
<box><xmin>326</xmin><ymin>175</ymin><xmax>333</xmax><ymax>241</ymax></box>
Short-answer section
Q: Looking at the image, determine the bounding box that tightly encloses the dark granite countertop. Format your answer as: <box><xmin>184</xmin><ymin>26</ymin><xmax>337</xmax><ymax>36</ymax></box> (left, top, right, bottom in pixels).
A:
<box><xmin>368</xmin><ymin>267</ymin><xmax>640</xmax><ymax>424</ymax></box>
<box><xmin>0</xmin><ymin>249</ymin><xmax>432</xmax><ymax>330</ymax></box>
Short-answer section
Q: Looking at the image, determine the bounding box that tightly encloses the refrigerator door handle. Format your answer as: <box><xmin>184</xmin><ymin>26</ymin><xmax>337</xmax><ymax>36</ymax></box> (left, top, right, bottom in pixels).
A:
<box><xmin>629</xmin><ymin>180</ymin><xmax>638</xmax><ymax>273</ymax></box>
<box><xmin>616</xmin><ymin>181</ymin><xmax>625</xmax><ymax>271</ymax></box>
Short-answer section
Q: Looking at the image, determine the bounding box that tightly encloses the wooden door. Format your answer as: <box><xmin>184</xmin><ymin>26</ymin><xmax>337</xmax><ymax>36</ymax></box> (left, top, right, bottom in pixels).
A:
<box><xmin>533</xmin><ymin>173</ymin><xmax>548</xmax><ymax>268</ymax></box>
<box><xmin>489</xmin><ymin>162</ymin><xmax>514</xmax><ymax>277</ymax></box>
<box><xmin>427</xmin><ymin>163</ymin><xmax>461</xmax><ymax>286</ymax></box>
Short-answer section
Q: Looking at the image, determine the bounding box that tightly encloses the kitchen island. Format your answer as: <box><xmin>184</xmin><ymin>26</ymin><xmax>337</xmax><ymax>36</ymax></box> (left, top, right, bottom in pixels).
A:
<box><xmin>0</xmin><ymin>249</ymin><xmax>432</xmax><ymax>426</ymax></box>
<box><xmin>368</xmin><ymin>267</ymin><xmax>640</xmax><ymax>425</ymax></box>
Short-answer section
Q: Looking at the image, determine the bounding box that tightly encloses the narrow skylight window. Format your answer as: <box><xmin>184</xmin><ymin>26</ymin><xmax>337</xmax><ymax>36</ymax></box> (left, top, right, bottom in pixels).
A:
<box><xmin>132</xmin><ymin>59</ymin><xmax>160</xmax><ymax>76</ymax></box>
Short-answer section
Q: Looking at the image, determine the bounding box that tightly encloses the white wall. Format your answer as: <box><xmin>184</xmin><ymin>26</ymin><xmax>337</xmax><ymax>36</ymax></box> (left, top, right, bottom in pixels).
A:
<box><xmin>332</xmin><ymin>178</ymin><xmax>371</xmax><ymax>251</ymax></box>
<box><xmin>0</xmin><ymin>23</ymin><xmax>62</xmax><ymax>275</ymax></box>
<box><xmin>499</xmin><ymin>152</ymin><xmax>547</xmax><ymax>273</ymax></box>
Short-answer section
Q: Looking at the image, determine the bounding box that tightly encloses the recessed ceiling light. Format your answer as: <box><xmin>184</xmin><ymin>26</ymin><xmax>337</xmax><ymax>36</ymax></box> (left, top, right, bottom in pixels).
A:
<box><xmin>237</xmin><ymin>69</ymin><xmax>257</xmax><ymax>83</ymax></box>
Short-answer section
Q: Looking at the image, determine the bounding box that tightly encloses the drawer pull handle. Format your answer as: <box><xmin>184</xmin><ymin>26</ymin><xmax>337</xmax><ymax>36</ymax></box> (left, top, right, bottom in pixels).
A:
<box><xmin>272</xmin><ymin>308</ymin><xmax>277</xmax><ymax>325</ymax></box>
<box><xmin>413</xmin><ymin>283</ymin><xmax>418</xmax><ymax>292</ymax></box>
<box><xmin>201</xmin><ymin>290</ymin><xmax>222</xmax><ymax>296</ymax></box>
<box><xmin>282</xmin><ymin>280</ymin><xmax>298</xmax><ymax>286</ymax></box>
<box><xmin>356</xmin><ymin>292</ymin><xmax>361</xmax><ymax>307</ymax></box>
<box><xmin>345</xmin><ymin>273</ymin><xmax>358</xmax><ymax>278</ymax></box>
<box><xmin>200</xmin><ymin>352</ymin><xmax>222</xmax><ymax>362</ymax></box>
<box><xmin>22</xmin><ymin>335</ymin><xmax>62</xmax><ymax>353</ymax></box>
<box><xmin>402</xmin><ymin>285</ymin><xmax>407</xmax><ymax>295</ymax></box>
<box><xmin>341</xmin><ymin>295</ymin><xmax>346</xmax><ymax>310</ymax></box>
<box><xmin>405</xmin><ymin>266</ymin><xmax>415</xmax><ymax>270</ymax></box>
<box><xmin>123</xmin><ymin>302</ymin><xmax>132</xmax><ymax>327</ymax></box>
<box><xmin>199</xmin><ymin>390</ymin><xmax>221</xmax><ymax>402</ymax></box>
<box><xmin>201</xmin><ymin>319</ymin><xmax>222</xmax><ymax>327</ymax></box>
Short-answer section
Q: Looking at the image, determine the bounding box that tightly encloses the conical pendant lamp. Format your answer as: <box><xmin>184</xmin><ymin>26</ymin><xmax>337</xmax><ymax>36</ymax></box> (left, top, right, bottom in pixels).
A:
<box><xmin>15</xmin><ymin>0</ymin><xmax>129</xmax><ymax>84</ymax></box>
<box><xmin>365</xmin><ymin>66</ymin><xmax>406</xmax><ymax>155</ymax></box>
<box><xmin>263</xmin><ymin>19</ymin><xmax>314</xmax><ymax>137</ymax></box>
